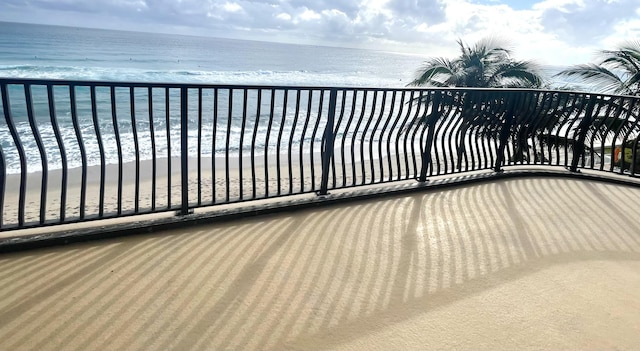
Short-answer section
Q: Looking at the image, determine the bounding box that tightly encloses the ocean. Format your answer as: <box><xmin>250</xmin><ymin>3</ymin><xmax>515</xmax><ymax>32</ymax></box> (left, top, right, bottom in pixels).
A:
<box><xmin>0</xmin><ymin>22</ymin><xmax>421</xmax><ymax>87</ymax></box>
<box><xmin>0</xmin><ymin>21</ymin><xmax>425</xmax><ymax>174</ymax></box>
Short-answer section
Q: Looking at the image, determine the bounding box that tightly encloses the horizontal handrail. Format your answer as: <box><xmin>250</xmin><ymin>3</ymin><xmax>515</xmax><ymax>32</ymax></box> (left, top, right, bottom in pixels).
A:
<box><xmin>1</xmin><ymin>78</ymin><xmax>639</xmax><ymax>231</ymax></box>
<box><xmin>3</xmin><ymin>77</ymin><xmax>640</xmax><ymax>98</ymax></box>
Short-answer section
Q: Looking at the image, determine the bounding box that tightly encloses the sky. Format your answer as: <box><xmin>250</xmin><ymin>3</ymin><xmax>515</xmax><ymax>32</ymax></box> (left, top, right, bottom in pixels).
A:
<box><xmin>1</xmin><ymin>0</ymin><xmax>639</xmax><ymax>66</ymax></box>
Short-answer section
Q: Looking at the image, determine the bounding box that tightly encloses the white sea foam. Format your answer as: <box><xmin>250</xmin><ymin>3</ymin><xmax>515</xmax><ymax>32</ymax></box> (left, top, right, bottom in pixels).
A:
<box><xmin>0</xmin><ymin>64</ymin><xmax>406</xmax><ymax>88</ymax></box>
<box><xmin>0</xmin><ymin>113</ymin><xmax>333</xmax><ymax>174</ymax></box>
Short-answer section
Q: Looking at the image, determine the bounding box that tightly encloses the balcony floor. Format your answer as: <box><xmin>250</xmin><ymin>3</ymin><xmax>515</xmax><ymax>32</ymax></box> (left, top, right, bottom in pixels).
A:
<box><xmin>1</xmin><ymin>176</ymin><xmax>640</xmax><ymax>350</ymax></box>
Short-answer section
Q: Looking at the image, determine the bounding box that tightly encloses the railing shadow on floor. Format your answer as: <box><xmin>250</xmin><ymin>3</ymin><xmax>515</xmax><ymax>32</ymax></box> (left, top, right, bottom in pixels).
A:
<box><xmin>0</xmin><ymin>176</ymin><xmax>639</xmax><ymax>350</ymax></box>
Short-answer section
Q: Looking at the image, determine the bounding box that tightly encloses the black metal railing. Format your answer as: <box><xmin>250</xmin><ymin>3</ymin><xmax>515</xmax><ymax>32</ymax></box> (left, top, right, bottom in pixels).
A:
<box><xmin>1</xmin><ymin>78</ymin><xmax>640</xmax><ymax>230</ymax></box>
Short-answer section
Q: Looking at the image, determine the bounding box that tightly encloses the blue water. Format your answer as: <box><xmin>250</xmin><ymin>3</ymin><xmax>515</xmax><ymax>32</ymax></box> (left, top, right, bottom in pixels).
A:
<box><xmin>0</xmin><ymin>21</ymin><xmax>424</xmax><ymax>174</ymax></box>
<box><xmin>0</xmin><ymin>21</ymin><xmax>421</xmax><ymax>86</ymax></box>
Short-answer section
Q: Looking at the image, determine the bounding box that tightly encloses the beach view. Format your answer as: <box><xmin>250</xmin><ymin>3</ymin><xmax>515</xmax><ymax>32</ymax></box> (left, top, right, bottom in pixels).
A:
<box><xmin>2</xmin><ymin>19</ymin><xmax>637</xmax><ymax>227</ymax></box>
<box><xmin>1</xmin><ymin>0</ymin><xmax>640</xmax><ymax>350</ymax></box>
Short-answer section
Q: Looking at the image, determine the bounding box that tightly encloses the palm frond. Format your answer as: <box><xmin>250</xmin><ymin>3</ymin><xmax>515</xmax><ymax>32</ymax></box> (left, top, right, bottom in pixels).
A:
<box><xmin>555</xmin><ymin>64</ymin><xmax>627</xmax><ymax>94</ymax></box>
<box><xmin>585</xmin><ymin>116</ymin><xmax>636</xmax><ymax>142</ymax></box>
<box><xmin>625</xmin><ymin>72</ymin><xmax>640</xmax><ymax>95</ymax></box>
<box><xmin>537</xmin><ymin>134</ymin><xmax>583</xmax><ymax>150</ymax></box>
<box><xmin>618</xmin><ymin>41</ymin><xmax>640</xmax><ymax>69</ymax></box>
<box><xmin>599</xmin><ymin>53</ymin><xmax>640</xmax><ymax>77</ymax></box>
<box><xmin>408</xmin><ymin>57</ymin><xmax>458</xmax><ymax>86</ymax></box>
<box><xmin>594</xmin><ymin>115</ymin><xmax>634</xmax><ymax>131</ymax></box>
<box><xmin>488</xmin><ymin>60</ymin><xmax>544</xmax><ymax>88</ymax></box>
<box><xmin>412</xmin><ymin>36</ymin><xmax>541</xmax><ymax>89</ymax></box>
<box><xmin>598</xmin><ymin>42</ymin><xmax>640</xmax><ymax>74</ymax></box>
<box><xmin>470</xmin><ymin>37</ymin><xmax>512</xmax><ymax>59</ymax></box>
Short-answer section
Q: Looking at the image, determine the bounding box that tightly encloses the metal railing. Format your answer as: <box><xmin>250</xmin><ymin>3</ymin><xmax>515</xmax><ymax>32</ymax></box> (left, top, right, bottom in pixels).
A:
<box><xmin>1</xmin><ymin>78</ymin><xmax>640</xmax><ymax>230</ymax></box>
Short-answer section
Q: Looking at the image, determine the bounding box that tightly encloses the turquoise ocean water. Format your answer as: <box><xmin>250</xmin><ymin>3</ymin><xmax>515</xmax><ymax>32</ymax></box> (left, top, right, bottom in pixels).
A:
<box><xmin>0</xmin><ymin>21</ymin><xmax>426</xmax><ymax>174</ymax></box>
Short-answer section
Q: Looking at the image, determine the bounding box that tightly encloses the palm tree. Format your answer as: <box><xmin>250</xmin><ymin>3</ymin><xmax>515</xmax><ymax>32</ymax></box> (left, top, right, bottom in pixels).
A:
<box><xmin>408</xmin><ymin>38</ymin><xmax>547</xmax><ymax>169</ymax></box>
<box><xmin>555</xmin><ymin>41</ymin><xmax>640</xmax><ymax>96</ymax></box>
<box><xmin>409</xmin><ymin>37</ymin><xmax>544</xmax><ymax>88</ymax></box>
<box><xmin>556</xmin><ymin>42</ymin><xmax>640</xmax><ymax>171</ymax></box>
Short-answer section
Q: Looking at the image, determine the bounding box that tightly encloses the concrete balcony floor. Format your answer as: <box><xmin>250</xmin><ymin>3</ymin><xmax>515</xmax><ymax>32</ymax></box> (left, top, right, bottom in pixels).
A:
<box><xmin>1</xmin><ymin>176</ymin><xmax>640</xmax><ymax>350</ymax></box>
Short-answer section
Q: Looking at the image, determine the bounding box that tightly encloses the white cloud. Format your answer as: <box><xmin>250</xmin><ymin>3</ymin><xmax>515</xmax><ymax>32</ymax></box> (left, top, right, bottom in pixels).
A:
<box><xmin>276</xmin><ymin>12</ymin><xmax>292</xmax><ymax>21</ymax></box>
<box><xmin>222</xmin><ymin>2</ymin><xmax>243</xmax><ymax>13</ymax></box>
<box><xmin>603</xmin><ymin>17</ymin><xmax>640</xmax><ymax>47</ymax></box>
<box><xmin>535</xmin><ymin>0</ymin><xmax>639</xmax><ymax>45</ymax></box>
<box><xmin>299</xmin><ymin>8</ymin><xmax>321</xmax><ymax>21</ymax></box>
<box><xmin>0</xmin><ymin>0</ymin><xmax>638</xmax><ymax>66</ymax></box>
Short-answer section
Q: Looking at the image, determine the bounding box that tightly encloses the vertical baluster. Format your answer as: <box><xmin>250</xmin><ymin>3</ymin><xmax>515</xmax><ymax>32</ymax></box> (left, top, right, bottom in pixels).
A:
<box><xmin>69</xmin><ymin>85</ymin><xmax>88</xmax><ymax>219</ymax></box>
<box><xmin>340</xmin><ymin>90</ymin><xmax>358</xmax><ymax>187</ymax></box>
<box><xmin>396</xmin><ymin>91</ymin><xmax>415</xmax><ymax>180</ymax></box>
<box><xmin>386</xmin><ymin>91</ymin><xmax>406</xmax><ymax>181</ymax></box>
<box><xmin>350</xmin><ymin>91</ymin><xmax>367</xmax><ymax>186</ymax></box>
<box><xmin>330</xmin><ymin>90</ymin><xmax>347</xmax><ymax>189</ymax></box>
<box><xmin>432</xmin><ymin>92</ymin><xmax>457</xmax><ymax>176</ymax></box>
<box><xmin>238</xmin><ymin>89</ymin><xmax>247</xmax><ymax>200</ymax></box>
<box><xmin>110</xmin><ymin>86</ymin><xmax>123</xmax><ymax>215</ymax></box>
<box><xmin>287</xmin><ymin>90</ymin><xmax>301</xmax><ymax>194</ymax></box>
<box><xmin>310</xmin><ymin>90</ymin><xmax>325</xmax><ymax>191</ymax></box>
<box><xmin>616</xmin><ymin>98</ymin><xmax>639</xmax><ymax>174</ymax></box>
<box><xmin>570</xmin><ymin>97</ymin><xmax>597</xmax><ymax>172</ymax></box>
<box><xmin>319</xmin><ymin>89</ymin><xmax>337</xmax><ymax>195</ymax></box>
<box><xmin>180</xmin><ymin>86</ymin><xmax>189</xmax><ymax>215</ymax></box>
<box><xmin>377</xmin><ymin>91</ymin><xmax>397</xmax><ymax>182</ymax></box>
<box><xmin>47</xmin><ymin>84</ymin><xmax>68</xmax><ymax>221</ymax></box>
<box><xmin>211</xmin><ymin>88</ymin><xmax>218</xmax><ymax>203</ymax></box>
<box><xmin>197</xmin><ymin>88</ymin><xmax>203</xmax><ymax>206</ymax></box>
<box><xmin>586</xmin><ymin>99</ymin><xmax>612</xmax><ymax>168</ymax></box>
<box><xmin>24</xmin><ymin>84</ymin><xmax>48</xmax><ymax>223</ymax></box>
<box><xmin>90</xmin><ymin>86</ymin><xmax>106</xmax><ymax>217</ymax></box>
<box><xmin>467</xmin><ymin>91</ymin><xmax>485</xmax><ymax>171</ymax></box>
<box><xmin>299</xmin><ymin>90</ymin><xmax>313</xmax><ymax>193</ymax></box>
<box><xmin>250</xmin><ymin>89</ymin><xmax>261</xmax><ymax>199</ymax></box>
<box><xmin>368</xmin><ymin>90</ymin><xmax>387</xmax><ymax>183</ymax></box>
<box><xmin>225</xmin><ymin>89</ymin><xmax>232</xmax><ymax>202</ymax></box>
<box><xmin>165</xmin><ymin>88</ymin><xmax>172</xmax><ymax>209</ymax></box>
<box><xmin>494</xmin><ymin>92</ymin><xmax>516</xmax><ymax>172</ymax></box>
<box><xmin>148</xmin><ymin>87</ymin><xmax>157</xmax><ymax>211</ymax></box>
<box><xmin>408</xmin><ymin>91</ymin><xmax>425</xmax><ymax>178</ymax></box>
<box><xmin>359</xmin><ymin>90</ymin><xmax>378</xmax><ymax>184</ymax></box>
<box><xmin>0</xmin><ymin>140</ymin><xmax>4</xmax><ymax>228</ymax></box>
<box><xmin>130</xmin><ymin>87</ymin><xmax>140</xmax><ymax>213</ymax></box>
<box><xmin>562</xmin><ymin>93</ymin><xmax>582</xmax><ymax>167</ymax></box>
<box><xmin>276</xmin><ymin>89</ymin><xmax>289</xmax><ymax>196</ymax></box>
<box><xmin>600</xmin><ymin>98</ymin><xmax>624</xmax><ymax>172</ymax></box>
<box><xmin>1</xmin><ymin>84</ymin><xmax>27</xmax><ymax>226</ymax></box>
<box><xmin>264</xmin><ymin>89</ymin><xmax>276</xmax><ymax>197</ymax></box>
<box><xmin>441</xmin><ymin>90</ymin><xmax>463</xmax><ymax>174</ymax></box>
<box><xmin>419</xmin><ymin>91</ymin><xmax>441</xmax><ymax>182</ymax></box>
<box><xmin>454</xmin><ymin>90</ymin><xmax>474</xmax><ymax>172</ymax></box>
<box><xmin>521</xmin><ymin>91</ymin><xmax>543</xmax><ymax>166</ymax></box>
<box><xmin>541</xmin><ymin>92</ymin><xmax>558</xmax><ymax>166</ymax></box>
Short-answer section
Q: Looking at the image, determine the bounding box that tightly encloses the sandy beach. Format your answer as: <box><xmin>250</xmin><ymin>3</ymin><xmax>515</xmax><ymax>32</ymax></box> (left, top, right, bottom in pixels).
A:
<box><xmin>2</xmin><ymin>155</ymin><xmax>313</xmax><ymax>227</ymax></box>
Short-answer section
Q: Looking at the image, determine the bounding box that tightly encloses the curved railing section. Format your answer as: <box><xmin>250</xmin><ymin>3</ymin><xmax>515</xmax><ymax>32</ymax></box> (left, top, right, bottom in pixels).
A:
<box><xmin>1</xmin><ymin>78</ymin><xmax>639</xmax><ymax>230</ymax></box>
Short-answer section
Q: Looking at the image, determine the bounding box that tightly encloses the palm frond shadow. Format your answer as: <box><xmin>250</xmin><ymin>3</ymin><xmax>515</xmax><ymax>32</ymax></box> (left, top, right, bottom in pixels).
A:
<box><xmin>407</xmin><ymin>88</ymin><xmax>640</xmax><ymax>170</ymax></box>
